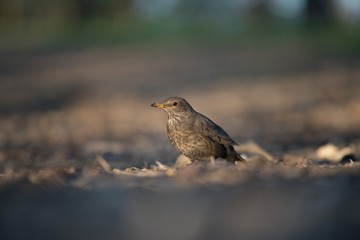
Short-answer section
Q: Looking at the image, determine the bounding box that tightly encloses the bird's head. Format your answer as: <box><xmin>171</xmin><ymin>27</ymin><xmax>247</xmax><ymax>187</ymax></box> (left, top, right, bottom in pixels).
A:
<box><xmin>151</xmin><ymin>97</ymin><xmax>195</xmax><ymax>117</ymax></box>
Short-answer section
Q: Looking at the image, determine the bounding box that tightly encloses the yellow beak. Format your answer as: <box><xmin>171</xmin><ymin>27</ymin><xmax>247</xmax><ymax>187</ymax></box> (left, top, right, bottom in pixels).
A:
<box><xmin>151</xmin><ymin>102</ymin><xmax>166</xmax><ymax>108</ymax></box>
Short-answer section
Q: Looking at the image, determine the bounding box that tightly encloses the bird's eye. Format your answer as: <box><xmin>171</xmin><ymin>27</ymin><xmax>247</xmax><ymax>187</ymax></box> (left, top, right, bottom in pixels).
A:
<box><xmin>173</xmin><ymin>102</ymin><xmax>178</xmax><ymax>106</ymax></box>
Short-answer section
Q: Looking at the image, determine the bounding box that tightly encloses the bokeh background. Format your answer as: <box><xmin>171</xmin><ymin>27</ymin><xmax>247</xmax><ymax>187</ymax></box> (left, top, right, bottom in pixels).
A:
<box><xmin>1</xmin><ymin>1</ymin><xmax>360</xmax><ymax>240</ymax></box>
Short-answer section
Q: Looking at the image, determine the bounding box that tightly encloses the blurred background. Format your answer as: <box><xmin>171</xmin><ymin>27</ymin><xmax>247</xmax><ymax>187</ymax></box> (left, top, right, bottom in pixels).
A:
<box><xmin>1</xmin><ymin>1</ymin><xmax>360</xmax><ymax>240</ymax></box>
<box><xmin>1</xmin><ymin>0</ymin><xmax>360</xmax><ymax>154</ymax></box>
<box><xmin>1</xmin><ymin>0</ymin><xmax>360</xmax><ymax>50</ymax></box>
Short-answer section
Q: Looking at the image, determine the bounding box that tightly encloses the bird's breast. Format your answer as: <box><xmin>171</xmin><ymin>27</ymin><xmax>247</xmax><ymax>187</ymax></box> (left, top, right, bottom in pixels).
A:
<box><xmin>167</xmin><ymin>117</ymin><xmax>192</xmax><ymax>143</ymax></box>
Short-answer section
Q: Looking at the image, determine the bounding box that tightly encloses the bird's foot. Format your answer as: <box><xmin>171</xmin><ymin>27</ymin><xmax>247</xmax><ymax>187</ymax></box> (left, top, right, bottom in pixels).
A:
<box><xmin>209</xmin><ymin>156</ymin><xmax>216</xmax><ymax>167</ymax></box>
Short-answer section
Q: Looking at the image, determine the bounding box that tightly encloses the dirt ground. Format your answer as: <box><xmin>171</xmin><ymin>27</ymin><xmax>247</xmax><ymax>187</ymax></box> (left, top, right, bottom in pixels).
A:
<box><xmin>1</xmin><ymin>45</ymin><xmax>360</xmax><ymax>240</ymax></box>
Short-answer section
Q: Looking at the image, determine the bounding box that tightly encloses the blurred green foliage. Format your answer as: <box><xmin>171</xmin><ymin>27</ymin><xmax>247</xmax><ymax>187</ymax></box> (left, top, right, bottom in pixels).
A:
<box><xmin>0</xmin><ymin>0</ymin><xmax>359</xmax><ymax>52</ymax></box>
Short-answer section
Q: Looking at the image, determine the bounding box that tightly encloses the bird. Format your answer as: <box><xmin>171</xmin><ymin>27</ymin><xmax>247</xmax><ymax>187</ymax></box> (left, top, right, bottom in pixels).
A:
<box><xmin>151</xmin><ymin>97</ymin><xmax>246</xmax><ymax>164</ymax></box>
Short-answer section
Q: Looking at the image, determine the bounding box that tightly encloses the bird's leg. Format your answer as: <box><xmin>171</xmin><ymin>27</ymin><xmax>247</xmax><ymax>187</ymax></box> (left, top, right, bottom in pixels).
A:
<box><xmin>191</xmin><ymin>160</ymin><xmax>199</xmax><ymax>166</ymax></box>
<box><xmin>210</xmin><ymin>156</ymin><xmax>216</xmax><ymax>166</ymax></box>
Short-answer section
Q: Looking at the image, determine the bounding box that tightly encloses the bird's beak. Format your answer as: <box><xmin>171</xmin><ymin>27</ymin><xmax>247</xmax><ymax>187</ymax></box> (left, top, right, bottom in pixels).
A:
<box><xmin>151</xmin><ymin>102</ymin><xmax>166</xmax><ymax>108</ymax></box>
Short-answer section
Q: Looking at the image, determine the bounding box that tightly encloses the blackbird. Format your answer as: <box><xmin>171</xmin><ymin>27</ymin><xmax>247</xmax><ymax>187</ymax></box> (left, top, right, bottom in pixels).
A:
<box><xmin>151</xmin><ymin>97</ymin><xmax>246</xmax><ymax>164</ymax></box>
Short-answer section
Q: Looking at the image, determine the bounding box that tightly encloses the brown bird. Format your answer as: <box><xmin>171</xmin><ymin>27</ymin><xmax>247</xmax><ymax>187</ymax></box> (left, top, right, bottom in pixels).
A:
<box><xmin>151</xmin><ymin>97</ymin><xmax>246</xmax><ymax>164</ymax></box>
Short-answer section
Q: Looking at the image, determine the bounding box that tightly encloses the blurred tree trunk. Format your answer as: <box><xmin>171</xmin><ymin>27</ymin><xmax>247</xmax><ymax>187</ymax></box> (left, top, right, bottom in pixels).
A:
<box><xmin>111</xmin><ymin>0</ymin><xmax>133</xmax><ymax>19</ymax></box>
<box><xmin>251</xmin><ymin>0</ymin><xmax>272</xmax><ymax>24</ymax></box>
<box><xmin>304</xmin><ymin>0</ymin><xmax>334</xmax><ymax>25</ymax></box>
<box><xmin>70</xmin><ymin>0</ymin><xmax>132</xmax><ymax>20</ymax></box>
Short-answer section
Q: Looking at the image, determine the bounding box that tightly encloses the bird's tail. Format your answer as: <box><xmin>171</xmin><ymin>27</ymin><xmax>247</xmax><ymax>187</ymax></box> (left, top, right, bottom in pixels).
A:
<box><xmin>234</xmin><ymin>154</ymin><xmax>247</xmax><ymax>164</ymax></box>
<box><xmin>227</xmin><ymin>146</ymin><xmax>247</xmax><ymax>164</ymax></box>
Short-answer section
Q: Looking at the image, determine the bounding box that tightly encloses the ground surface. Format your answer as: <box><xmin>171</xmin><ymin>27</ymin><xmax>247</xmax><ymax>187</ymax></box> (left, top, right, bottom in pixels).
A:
<box><xmin>0</xmin><ymin>45</ymin><xmax>360</xmax><ymax>240</ymax></box>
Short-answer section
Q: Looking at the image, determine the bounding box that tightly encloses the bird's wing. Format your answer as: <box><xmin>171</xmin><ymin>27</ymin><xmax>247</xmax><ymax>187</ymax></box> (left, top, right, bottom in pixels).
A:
<box><xmin>194</xmin><ymin>113</ymin><xmax>238</xmax><ymax>146</ymax></box>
